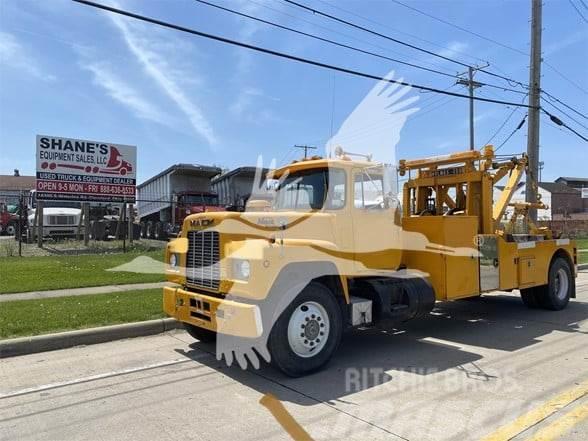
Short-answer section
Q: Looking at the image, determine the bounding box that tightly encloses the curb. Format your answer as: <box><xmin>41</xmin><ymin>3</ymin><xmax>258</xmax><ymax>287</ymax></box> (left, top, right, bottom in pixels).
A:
<box><xmin>579</xmin><ymin>264</ymin><xmax>588</xmax><ymax>271</ymax></box>
<box><xmin>0</xmin><ymin>318</ymin><xmax>182</xmax><ymax>359</ymax></box>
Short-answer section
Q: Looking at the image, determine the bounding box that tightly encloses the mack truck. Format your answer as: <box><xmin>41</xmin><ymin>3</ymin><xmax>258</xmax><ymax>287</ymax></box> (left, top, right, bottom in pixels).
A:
<box><xmin>163</xmin><ymin>146</ymin><xmax>577</xmax><ymax>377</ymax></box>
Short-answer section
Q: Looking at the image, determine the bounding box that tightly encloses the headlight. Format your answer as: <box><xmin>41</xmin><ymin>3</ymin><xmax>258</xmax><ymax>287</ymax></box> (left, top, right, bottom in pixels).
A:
<box><xmin>169</xmin><ymin>253</ymin><xmax>178</xmax><ymax>268</ymax></box>
<box><xmin>233</xmin><ymin>259</ymin><xmax>251</xmax><ymax>280</ymax></box>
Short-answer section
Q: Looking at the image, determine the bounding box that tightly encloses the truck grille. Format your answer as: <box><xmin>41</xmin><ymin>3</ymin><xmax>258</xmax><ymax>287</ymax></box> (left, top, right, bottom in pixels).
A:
<box><xmin>48</xmin><ymin>215</ymin><xmax>76</xmax><ymax>226</ymax></box>
<box><xmin>186</xmin><ymin>230</ymin><xmax>220</xmax><ymax>290</ymax></box>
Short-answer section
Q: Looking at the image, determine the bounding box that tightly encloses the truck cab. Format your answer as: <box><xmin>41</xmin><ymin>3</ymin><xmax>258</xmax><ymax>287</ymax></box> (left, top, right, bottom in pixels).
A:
<box><xmin>163</xmin><ymin>147</ymin><xmax>576</xmax><ymax>376</ymax></box>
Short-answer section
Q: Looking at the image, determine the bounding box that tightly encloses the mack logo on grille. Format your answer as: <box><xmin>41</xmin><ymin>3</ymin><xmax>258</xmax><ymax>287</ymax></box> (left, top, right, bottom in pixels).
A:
<box><xmin>186</xmin><ymin>230</ymin><xmax>220</xmax><ymax>290</ymax></box>
<box><xmin>190</xmin><ymin>218</ymin><xmax>213</xmax><ymax>227</ymax></box>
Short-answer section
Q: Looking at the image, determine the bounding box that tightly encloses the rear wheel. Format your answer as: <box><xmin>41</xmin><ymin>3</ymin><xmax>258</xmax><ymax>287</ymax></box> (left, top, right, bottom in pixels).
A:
<box><xmin>146</xmin><ymin>221</ymin><xmax>153</xmax><ymax>239</ymax></box>
<box><xmin>183</xmin><ymin>323</ymin><xmax>216</xmax><ymax>343</ymax></box>
<box><xmin>520</xmin><ymin>287</ymin><xmax>541</xmax><ymax>308</ymax></box>
<box><xmin>537</xmin><ymin>257</ymin><xmax>573</xmax><ymax>311</ymax></box>
<box><xmin>268</xmin><ymin>282</ymin><xmax>342</xmax><ymax>377</ymax></box>
<box><xmin>154</xmin><ymin>222</ymin><xmax>162</xmax><ymax>240</ymax></box>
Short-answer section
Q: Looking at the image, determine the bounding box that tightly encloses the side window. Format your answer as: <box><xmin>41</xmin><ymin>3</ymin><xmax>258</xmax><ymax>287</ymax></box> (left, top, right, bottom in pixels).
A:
<box><xmin>325</xmin><ymin>168</ymin><xmax>346</xmax><ymax>210</ymax></box>
<box><xmin>354</xmin><ymin>171</ymin><xmax>384</xmax><ymax>209</ymax></box>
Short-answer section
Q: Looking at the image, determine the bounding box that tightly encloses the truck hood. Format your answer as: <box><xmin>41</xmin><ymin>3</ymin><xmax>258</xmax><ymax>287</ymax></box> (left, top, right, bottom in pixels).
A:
<box><xmin>184</xmin><ymin>210</ymin><xmax>336</xmax><ymax>243</ymax></box>
<box><xmin>28</xmin><ymin>207</ymin><xmax>81</xmax><ymax>220</ymax></box>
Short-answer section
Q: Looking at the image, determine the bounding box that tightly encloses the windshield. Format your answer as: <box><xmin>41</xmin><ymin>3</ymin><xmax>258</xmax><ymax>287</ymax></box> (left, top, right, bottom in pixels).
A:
<box><xmin>181</xmin><ymin>194</ymin><xmax>218</xmax><ymax>205</ymax></box>
<box><xmin>273</xmin><ymin>168</ymin><xmax>345</xmax><ymax>211</ymax></box>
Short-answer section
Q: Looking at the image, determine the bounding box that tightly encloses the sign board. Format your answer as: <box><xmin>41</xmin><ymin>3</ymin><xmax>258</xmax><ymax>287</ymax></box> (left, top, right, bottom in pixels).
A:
<box><xmin>582</xmin><ymin>188</ymin><xmax>588</xmax><ymax>199</ymax></box>
<box><xmin>36</xmin><ymin>135</ymin><xmax>136</xmax><ymax>202</ymax></box>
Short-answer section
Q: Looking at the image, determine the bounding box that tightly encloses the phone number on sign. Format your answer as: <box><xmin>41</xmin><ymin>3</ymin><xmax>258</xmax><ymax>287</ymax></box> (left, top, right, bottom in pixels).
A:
<box><xmin>37</xmin><ymin>180</ymin><xmax>135</xmax><ymax>195</ymax></box>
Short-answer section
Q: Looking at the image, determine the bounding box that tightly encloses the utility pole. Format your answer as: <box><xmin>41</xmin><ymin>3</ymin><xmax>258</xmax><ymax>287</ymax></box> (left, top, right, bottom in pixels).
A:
<box><xmin>294</xmin><ymin>144</ymin><xmax>317</xmax><ymax>159</ymax></box>
<box><xmin>457</xmin><ymin>63</ymin><xmax>489</xmax><ymax>150</ymax></box>
<box><xmin>526</xmin><ymin>0</ymin><xmax>542</xmax><ymax>221</ymax></box>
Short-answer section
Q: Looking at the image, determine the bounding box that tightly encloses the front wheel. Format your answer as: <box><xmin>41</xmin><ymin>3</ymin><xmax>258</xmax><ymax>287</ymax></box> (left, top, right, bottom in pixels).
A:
<box><xmin>268</xmin><ymin>282</ymin><xmax>343</xmax><ymax>377</ymax></box>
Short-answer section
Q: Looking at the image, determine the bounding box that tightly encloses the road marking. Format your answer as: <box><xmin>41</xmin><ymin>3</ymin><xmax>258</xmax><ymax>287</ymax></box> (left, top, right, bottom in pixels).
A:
<box><xmin>481</xmin><ymin>379</ymin><xmax>588</xmax><ymax>441</ymax></box>
<box><xmin>526</xmin><ymin>401</ymin><xmax>588</xmax><ymax>440</ymax></box>
<box><xmin>260</xmin><ymin>393</ymin><xmax>314</xmax><ymax>441</ymax></box>
<box><xmin>0</xmin><ymin>357</ymin><xmax>201</xmax><ymax>400</ymax></box>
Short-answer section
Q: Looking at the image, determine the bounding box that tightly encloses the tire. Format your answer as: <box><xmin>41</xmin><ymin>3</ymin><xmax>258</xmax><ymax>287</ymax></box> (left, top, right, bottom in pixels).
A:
<box><xmin>535</xmin><ymin>257</ymin><xmax>574</xmax><ymax>311</ymax></box>
<box><xmin>5</xmin><ymin>222</ymin><xmax>16</xmax><ymax>236</ymax></box>
<box><xmin>146</xmin><ymin>221</ymin><xmax>153</xmax><ymax>239</ymax></box>
<box><xmin>267</xmin><ymin>282</ymin><xmax>343</xmax><ymax>377</ymax></box>
<box><xmin>139</xmin><ymin>222</ymin><xmax>146</xmax><ymax>239</ymax></box>
<box><xmin>88</xmin><ymin>220</ymin><xmax>96</xmax><ymax>240</ymax></box>
<box><xmin>520</xmin><ymin>287</ymin><xmax>541</xmax><ymax>308</ymax></box>
<box><xmin>154</xmin><ymin>222</ymin><xmax>162</xmax><ymax>240</ymax></box>
<box><xmin>184</xmin><ymin>323</ymin><xmax>216</xmax><ymax>343</ymax></box>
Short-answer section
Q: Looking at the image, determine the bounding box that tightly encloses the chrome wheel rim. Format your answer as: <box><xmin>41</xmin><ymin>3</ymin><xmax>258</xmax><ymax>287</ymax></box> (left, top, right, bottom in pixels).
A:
<box><xmin>287</xmin><ymin>301</ymin><xmax>330</xmax><ymax>358</ymax></box>
<box><xmin>554</xmin><ymin>268</ymin><xmax>569</xmax><ymax>300</ymax></box>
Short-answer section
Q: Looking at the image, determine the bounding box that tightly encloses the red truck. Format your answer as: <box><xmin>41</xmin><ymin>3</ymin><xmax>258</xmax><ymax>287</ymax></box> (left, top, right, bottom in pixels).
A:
<box><xmin>136</xmin><ymin>164</ymin><xmax>224</xmax><ymax>240</ymax></box>
<box><xmin>0</xmin><ymin>203</ymin><xmax>20</xmax><ymax>236</ymax></box>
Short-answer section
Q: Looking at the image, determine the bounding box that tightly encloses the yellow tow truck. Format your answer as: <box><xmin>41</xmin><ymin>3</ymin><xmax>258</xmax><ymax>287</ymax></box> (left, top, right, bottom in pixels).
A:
<box><xmin>163</xmin><ymin>146</ymin><xmax>577</xmax><ymax>376</ymax></box>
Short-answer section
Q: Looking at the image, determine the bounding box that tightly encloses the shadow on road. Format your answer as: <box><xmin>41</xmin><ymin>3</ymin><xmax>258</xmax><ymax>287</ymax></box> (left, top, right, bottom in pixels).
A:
<box><xmin>175</xmin><ymin>292</ymin><xmax>588</xmax><ymax>406</ymax></box>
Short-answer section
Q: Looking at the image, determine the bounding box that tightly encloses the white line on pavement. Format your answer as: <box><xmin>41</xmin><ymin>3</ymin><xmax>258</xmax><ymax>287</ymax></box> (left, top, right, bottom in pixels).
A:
<box><xmin>0</xmin><ymin>355</ymin><xmax>207</xmax><ymax>400</ymax></box>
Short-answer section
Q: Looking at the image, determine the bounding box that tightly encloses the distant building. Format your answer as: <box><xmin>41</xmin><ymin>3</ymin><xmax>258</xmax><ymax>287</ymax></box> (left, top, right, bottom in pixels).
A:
<box><xmin>555</xmin><ymin>177</ymin><xmax>588</xmax><ymax>214</ymax></box>
<box><xmin>555</xmin><ymin>177</ymin><xmax>588</xmax><ymax>190</ymax></box>
<box><xmin>0</xmin><ymin>174</ymin><xmax>35</xmax><ymax>204</ymax></box>
<box><xmin>494</xmin><ymin>181</ymin><xmax>583</xmax><ymax>220</ymax></box>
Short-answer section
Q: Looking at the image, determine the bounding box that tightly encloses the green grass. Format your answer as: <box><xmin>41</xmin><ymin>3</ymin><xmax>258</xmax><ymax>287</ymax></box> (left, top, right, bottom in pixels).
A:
<box><xmin>0</xmin><ymin>289</ymin><xmax>165</xmax><ymax>339</ymax></box>
<box><xmin>0</xmin><ymin>250</ymin><xmax>165</xmax><ymax>294</ymax></box>
<box><xmin>578</xmin><ymin>239</ymin><xmax>588</xmax><ymax>264</ymax></box>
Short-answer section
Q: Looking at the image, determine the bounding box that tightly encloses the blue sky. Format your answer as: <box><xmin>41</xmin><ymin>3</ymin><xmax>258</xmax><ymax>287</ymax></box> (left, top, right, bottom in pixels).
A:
<box><xmin>0</xmin><ymin>0</ymin><xmax>586</xmax><ymax>184</ymax></box>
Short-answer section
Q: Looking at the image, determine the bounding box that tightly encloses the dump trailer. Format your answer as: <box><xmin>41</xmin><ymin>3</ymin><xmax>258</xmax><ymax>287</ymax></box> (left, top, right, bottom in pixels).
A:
<box><xmin>137</xmin><ymin>164</ymin><xmax>223</xmax><ymax>240</ymax></box>
<box><xmin>211</xmin><ymin>166</ymin><xmax>270</xmax><ymax>211</ymax></box>
<box><xmin>162</xmin><ymin>146</ymin><xmax>577</xmax><ymax>376</ymax></box>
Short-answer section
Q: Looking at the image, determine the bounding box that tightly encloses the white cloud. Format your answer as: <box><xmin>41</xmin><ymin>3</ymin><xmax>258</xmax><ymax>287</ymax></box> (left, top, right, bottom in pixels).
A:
<box><xmin>229</xmin><ymin>87</ymin><xmax>283</xmax><ymax>125</ymax></box>
<box><xmin>0</xmin><ymin>31</ymin><xmax>55</xmax><ymax>81</ymax></box>
<box><xmin>82</xmin><ymin>62</ymin><xmax>172</xmax><ymax>126</ymax></box>
<box><xmin>436</xmin><ymin>41</ymin><xmax>469</xmax><ymax>60</ymax></box>
<box><xmin>544</xmin><ymin>30</ymin><xmax>588</xmax><ymax>57</ymax></box>
<box><xmin>106</xmin><ymin>12</ymin><xmax>217</xmax><ymax>145</ymax></box>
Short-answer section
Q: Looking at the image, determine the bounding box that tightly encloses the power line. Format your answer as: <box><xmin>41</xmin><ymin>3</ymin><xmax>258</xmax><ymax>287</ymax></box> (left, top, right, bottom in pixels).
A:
<box><xmin>568</xmin><ymin>0</ymin><xmax>588</xmax><ymax>23</ymax></box>
<box><xmin>313</xmin><ymin>0</ymin><xmax>489</xmax><ymax>66</ymax></box>
<box><xmin>282</xmin><ymin>0</ymin><xmax>530</xmax><ymax>89</ymax></box>
<box><xmin>541</xmin><ymin>109</ymin><xmax>588</xmax><ymax>142</ymax></box>
<box><xmin>543</xmin><ymin>62</ymin><xmax>588</xmax><ymax>96</ymax></box>
<box><xmin>72</xmin><ymin>0</ymin><xmax>536</xmax><ymax>109</ymax></box>
<box><xmin>282</xmin><ymin>0</ymin><xmax>471</xmax><ymax>67</ymax></box>
<box><xmin>390</xmin><ymin>0</ymin><xmax>588</xmax><ymax>96</ymax></box>
<box><xmin>390</xmin><ymin>0</ymin><xmax>529</xmax><ymax>56</ymax></box>
<box><xmin>194</xmin><ymin>0</ymin><xmax>459</xmax><ymax>79</ymax></box>
<box><xmin>248</xmin><ymin>0</ymin><xmax>459</xmax><ymax>74</ymax></box>
<box><xmin>541</xmin><ymin>90</ymin><xmax>588</xmax><ymax>121</ymax></box>
<box><xmin>195</xmin><ymin>0</ymin><xmax>527</xmax><ymax>95</ymax></box>
<box><xmin>541</xmin><ymin>96</ymin><xmax>588</xmax><ymax>132</ymax></box>
<box><xmin>495</xmin><ymin>115</ymin><xmax>527</xmax><ymax>152</ymax></box>
<box><xmin>484</xmin><ymin>106</ymin><xmax>522</xmax><ymax>147</ymax></box>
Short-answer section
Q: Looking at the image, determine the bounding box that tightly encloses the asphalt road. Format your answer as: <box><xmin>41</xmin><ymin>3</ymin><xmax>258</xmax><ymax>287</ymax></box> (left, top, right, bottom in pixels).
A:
<box><xmin>1</xmin><ymin>271</ymin><xmax>587</xmax><ymax>441</ymax></box>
